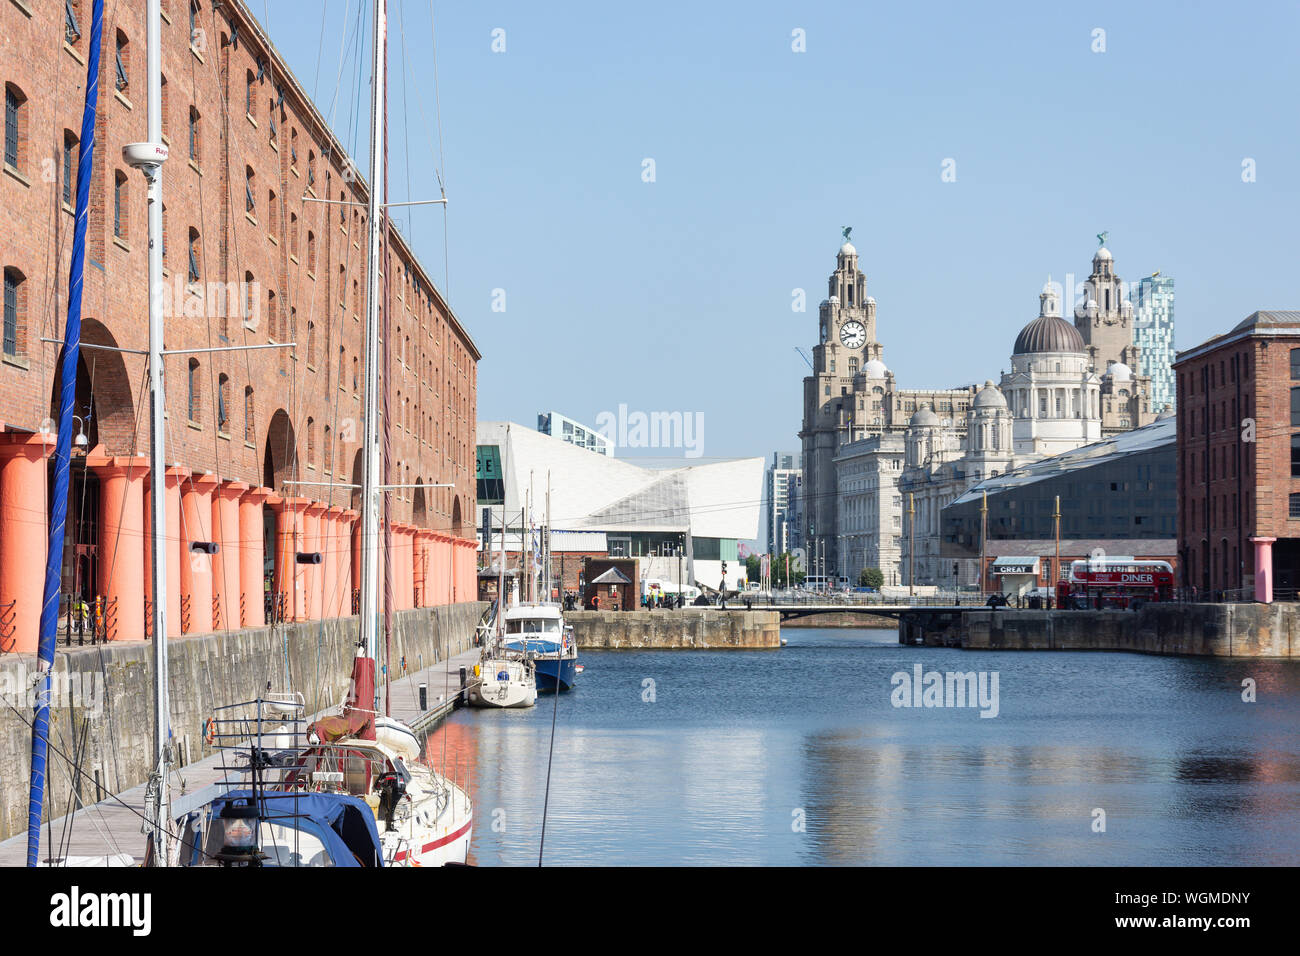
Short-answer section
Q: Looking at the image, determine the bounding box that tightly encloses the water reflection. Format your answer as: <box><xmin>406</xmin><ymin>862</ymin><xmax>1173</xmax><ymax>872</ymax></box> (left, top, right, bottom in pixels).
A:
<box><xmin>427</xmin><ymin>629</ymin><xmax>1300</xmax><ymax>865</ymax></box>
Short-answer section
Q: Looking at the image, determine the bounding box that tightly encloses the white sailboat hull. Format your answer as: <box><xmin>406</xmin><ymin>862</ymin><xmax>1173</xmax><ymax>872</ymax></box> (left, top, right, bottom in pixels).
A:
<box><xmin>468</xmin><ymin>659</ymin><xmax>537</xmax><ymax>709</ymax></box>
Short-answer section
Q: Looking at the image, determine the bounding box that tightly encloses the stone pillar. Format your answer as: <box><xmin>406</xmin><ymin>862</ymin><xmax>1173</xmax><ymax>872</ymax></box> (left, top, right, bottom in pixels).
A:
<box><xmin>324</xmin><ymin>506</ymin><xmax>345</xmax><ymax>618</ymax></box>
<box><xmin>87</xmin><ymin>453</ymin><xmax>148</xmax><ymax>641</ymax></box>
<box><xmin>210</xmin><ymin>480</ymin><xmax>247</xmax><ymax>631</ymax></box>
<box><xmin>179</xmin><ymin>473</ymin><xmax>219</xmax><ymax>634</ymax></box>
<box><xmin>272</xmin><ymin>497</ymin><xmax>310</xmax><ymax>622</ymax></box>
<box><xmin>0</xmin><ymin>431</ymin><xmax>55</xmax><ymax>653</ymax></box>
<box><xmin>239</xmin><ymin>487</ymin><xmax>272</xmax><ymax>627</ymax></box>
<box><xmin>1250</xmin><ymin>537</ymin><xmax>1276</xmax><ymax>604</ymax></box>
<box><xmin>144</xmin><ymin>466</ymin><xmax>188</xmax><ymax>639</ymax></box>
<box><xmin>304</xmin><ymin>502</ymin><xmax>326</xmax><ymax>620</ymax></box>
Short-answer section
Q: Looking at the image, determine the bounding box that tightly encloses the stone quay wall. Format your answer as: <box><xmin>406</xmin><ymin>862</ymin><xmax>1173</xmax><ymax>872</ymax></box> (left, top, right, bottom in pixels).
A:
<box><xmin>566</xmin><ymin>610</ymin><xmax>781</xmax><ymax>649</ymax></box>
<box><xmin>0</xmin><ymin>602</ymin><xmax>486</xmax><ymax>842</ymax></box>
<box><xmin>899</xmin><ymin>603</ymin><xmax>1298</xmax><ymax>657</ymax></box>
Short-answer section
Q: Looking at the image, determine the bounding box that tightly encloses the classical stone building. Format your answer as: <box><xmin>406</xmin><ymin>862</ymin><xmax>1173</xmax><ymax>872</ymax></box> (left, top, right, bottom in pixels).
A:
<box><xmin>1072</xmin><ymin>246</ymin><xmax>1159</xmax><ymax>435</ymax></box>
<box><xmin>799</xmin><ymin>239</ymin><xmax>975</xmax><ymax>581</ymax></box>
<box><xmin>802</xmin><ymin>236</ymin><xmax>1165</xmax><ymax>589</ymax></box>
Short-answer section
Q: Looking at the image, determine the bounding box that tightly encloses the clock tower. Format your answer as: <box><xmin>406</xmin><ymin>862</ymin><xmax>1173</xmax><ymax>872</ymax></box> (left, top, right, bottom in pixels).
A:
<box><xmin>799</xmin><ymin>234</ymin><xmax>885</xmax><ymax>580</ymax></box>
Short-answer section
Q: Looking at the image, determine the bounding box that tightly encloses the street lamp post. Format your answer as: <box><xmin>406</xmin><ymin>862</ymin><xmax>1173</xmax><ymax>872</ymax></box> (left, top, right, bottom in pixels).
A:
<box><xmin>908</xmin><ymin>492</ymin><xmax>915</xmax><ymax>598</ymax></box>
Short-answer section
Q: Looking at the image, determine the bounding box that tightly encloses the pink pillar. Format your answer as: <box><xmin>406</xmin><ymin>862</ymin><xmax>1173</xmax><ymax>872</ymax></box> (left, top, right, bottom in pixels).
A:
<box><xmin>1251</xmin><ymin>537</ymin><xmax>1276</xmax><ymax>604</ymax></box>
<box><xmin>350</xmin><ymin>512</ymin><xmax>363</xmax><ymax>615</ymax></box>
<box><xmin>145</xmin><ymin>467</ymin><xmax>188</xmax><ymax>639</ymax></box>
<box><xmin>239</xmin><ymin>487</ymin><xmax>272</xmax><ymax>627</ymax></box>
<box><xmin>342</xmin><ymin>510</ymin><xmax>358</xmax><ymax>614</ymax></box>
<box><xmin>414</xmin><ymin>530</ymin><xmax>432</xmax><ymax>607</ymax></box>
<box><xmin>323</xmin><ymin>506</ymin><xmax>344</xmax><ymax>618</ymax></box>
<box><xmin>304</xmin><ymin>503</ymin><xmax>326</xmax><ymax>620</ymax></box>
<box><xmin>0</xmin><ymin>431</ymin><xmax>55</xmax><ymax>653</ymax></box>
<box><xmin>391</xmin><ymin>523</ymin><xmax>407</xmax><ymax>611</ymax></box>
<box><xmin>403</xmin><ymin>526</ymin><xmax>417</xmax><ymax>610</ymax></box>
<box><xmin>180</xmin><ymin>473</ymin><xmax>218</xmax><ymax>634</ymax></box>
<box><xmin>272</xmin><ymin>497</ymin><xmax>309</xmax><ymax>622</ymax></box>
<box><xmin>210</xmin><ymin>481</ymin><xmax>247</xmax><ymax>631</ymax></box>
<box><xmin>88</xmin><ymin>453</ymin><xmax>148</xmax><ymax>642</ymax></box>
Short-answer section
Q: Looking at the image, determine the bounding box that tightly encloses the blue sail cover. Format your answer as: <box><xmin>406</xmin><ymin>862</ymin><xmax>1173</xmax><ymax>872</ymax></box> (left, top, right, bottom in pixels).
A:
<box><xmin>201</xmin><ymin>790</ymin><xmax>384</xmax><ymax>867</ymax></box>
<box><xmin>28</xmin><ymin>0</ymin><xmax>103</xmax><ymax>868</ymax></box>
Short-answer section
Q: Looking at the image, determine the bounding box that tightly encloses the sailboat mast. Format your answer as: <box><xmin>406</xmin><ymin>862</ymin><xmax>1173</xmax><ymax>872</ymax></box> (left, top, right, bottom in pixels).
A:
<box><xmin>496</xmin><ymin>426</ymin><xmax>509</xmax><ymax>635</ymax></box>
<box><xmin>144</xmin><ymin>0</ymin><xmax>170</xmax><ymax>867</ymax></box>
<box><xmin>358</xmin><ymin>0</ymin><xmax>388</xmax><ymax>665</ymax></box>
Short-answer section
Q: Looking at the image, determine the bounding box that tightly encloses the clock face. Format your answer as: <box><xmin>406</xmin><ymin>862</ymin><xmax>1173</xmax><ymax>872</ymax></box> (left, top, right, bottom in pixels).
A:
<box><xmin>839</xmin><ymin>320</ymin><xmax>867</xmax><ymax>349</ymax></box>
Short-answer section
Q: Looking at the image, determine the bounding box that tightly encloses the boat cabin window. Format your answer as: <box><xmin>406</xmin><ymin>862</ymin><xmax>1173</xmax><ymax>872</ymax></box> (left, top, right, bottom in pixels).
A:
<box><xmin>506</xmin><ymin>618</ymin><xmax>559</xmax><ymax>634</ymax></box>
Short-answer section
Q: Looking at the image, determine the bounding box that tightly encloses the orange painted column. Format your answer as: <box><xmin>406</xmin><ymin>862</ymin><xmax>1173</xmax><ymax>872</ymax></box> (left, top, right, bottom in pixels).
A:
<box><xmin>414</xmin><ymin>530</ymin><xmax>431</xmax><ymax>607</ymax></box>
<box><xmin>144</xmin><ymin>466</ymin><xmax>188</xmax><ymax>639</ymax></box>
<box><xmin>343</xmin><ymin>510</ymin><xmax>359</xmax><ymax>614</ymax></box>
<box><xmin>304</xmin><ymin>503</ymin><xmax>326</xmax><ymax>620</ymax></box>
<box><xmin>322</xmin><ymin>506</ymin><xmax>342</xmax><ymax>618</ymax></box>
<box><xmin>350</xmin><ymin>513</ymin><xmax>363</xmax><ymax>615</ymax></box>
<box><xmin>88</xmin><ymin>453</ymin><xmax>148</xmax><ymax>641</ymax></box>
<box><xmin>406</xmin><ymin>527</ymin><xmax>419</xmax><ymax>610</ymax></box>
<box><xmin>210</xmin><ymin>480</ymin><xmax>247</xmax><ymax>631</ymax></box>
<box><xmin>389</xmin><ymin>523</ymin><xmax>405</xmax><ymax>611</ymax></box>
<box><xmin>272</xmin><ymin>497</ymin><xmax>309</xmax><ymax>622</ymax></box>
<box><xmin>0</xmin><ymin>431</ymin><xmax>55</xmax><ymax>653</ymax></box>
<box><xmin>239</xmin><ymin>487</ymin><xmax>272</xmax><ymax>627</ymax></box>
<box><xmin>180</xmin><ymin>473</ymin><xmax>219</xmax><ymax>634</ymax></box>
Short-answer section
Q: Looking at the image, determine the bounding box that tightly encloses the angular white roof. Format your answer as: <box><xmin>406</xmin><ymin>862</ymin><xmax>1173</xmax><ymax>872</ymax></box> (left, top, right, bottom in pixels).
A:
<box><xmin>478</xmin><ymin>422</ymin><xmax>763</xmax><ymax>540</ymax></box>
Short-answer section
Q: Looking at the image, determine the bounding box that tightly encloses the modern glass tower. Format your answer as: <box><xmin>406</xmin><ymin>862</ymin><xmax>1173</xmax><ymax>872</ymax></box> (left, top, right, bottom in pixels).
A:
<box><xmin>1131</xmin><ymin>274</ymin><xmax>1176</xmax><ymax>412</ymax></box>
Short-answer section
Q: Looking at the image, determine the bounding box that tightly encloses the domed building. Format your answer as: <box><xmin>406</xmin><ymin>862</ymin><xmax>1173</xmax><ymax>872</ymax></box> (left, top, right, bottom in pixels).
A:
<box><xmin>1000</xmin><ymin>280</ymin><xmax>1102</xmax><ymax>456</ymax></box>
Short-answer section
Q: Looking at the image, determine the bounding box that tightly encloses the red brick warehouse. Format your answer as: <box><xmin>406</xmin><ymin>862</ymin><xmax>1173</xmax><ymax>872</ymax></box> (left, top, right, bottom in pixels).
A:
<box><xmin>0</xmin><ymin>0</ymin><xmax>480</xmax><ymax>653</ymax></box>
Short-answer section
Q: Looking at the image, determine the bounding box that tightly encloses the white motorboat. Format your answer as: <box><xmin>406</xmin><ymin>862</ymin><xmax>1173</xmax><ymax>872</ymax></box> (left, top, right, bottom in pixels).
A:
<box><xmin>468</xmin><ymin>656</ymin><xmax>537</xmax><ymax>709</ymax></box>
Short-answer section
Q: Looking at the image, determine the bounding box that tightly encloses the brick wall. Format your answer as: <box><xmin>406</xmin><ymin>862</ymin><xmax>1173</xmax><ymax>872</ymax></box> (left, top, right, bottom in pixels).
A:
<box><xmin>0</xmin><ymin>0</ymin><xmax>478</xmax><ymax>534</ymax></box>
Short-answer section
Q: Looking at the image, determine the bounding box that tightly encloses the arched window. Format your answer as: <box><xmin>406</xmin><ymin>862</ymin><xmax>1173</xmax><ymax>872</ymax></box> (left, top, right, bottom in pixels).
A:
<box><xmin>188</xmin><ymin>227</ymin><xmax>201</xmax><ymax>282</ymax></box>
<box><xmin>217</xmin><ymin>373</ymin><xmax>230</xmax><ymax>431</ymax></box>
<box><xmin>245</xmin><ymin>69</ymin><xmax>255</xmax><ymax>117</ymax></box>
<box><xmin>3</xmin><ymin>266</ymin><xmax>26</xmax><ymax>357</ymax></box>
<box><xmin>187</xmin><ymin>358</ymin><xmax>201</xmax><ymax>423</ymax></box>
<box><xmin>266</xmin><ymin>288</ymin><xmax>277</xmax><ymax>339</ymax></box>
<box><xmin>113</xmin><ymin>170</ymin><xmax>128</xmax><ymax>239</ymax></box>
<box><xmin>63</xmin><ymin>130</ymin><xmax>78</xmax><ymax>205</ymax></box>
<box><xmin>188</xmin><ymin>106</ymin><xmax>201</xmax><ymax>162</ymax></box>
<box><xmin>289</xmin><ymin>212</ymin><xmax>298</xmax><ymax>258</ymax></box>
<box><xmin>115</xmin><ymin>31</ymin><xmax>130</xmax><ymax>92</ymax></box>
<box><xmin>323</xmin><ymin>425</ymin><xmax>332</xmax><ymax>474</ymax></box>
<box><xmin>306</xmin><ymin>417</ymin><xmax>315</xmax><ymax>467</ymax></box>
<box><xmin>306</xmin><ymin>320</ymin><xmax>315</xmax><ymax>365</ymax></box>
<box><xmin>306</xmin><ymin>230</ymin><xmax>316</xmax><ymax>272</ymax></box>
<box><xmin>244</xmin><ymin>386</ymin><xmax>254</xmax><ymax>443</ymax></box>
<box><xmin>245</xmin><ymin>165</ymin><xmax>255</xmax><ymax>214</ymax></box>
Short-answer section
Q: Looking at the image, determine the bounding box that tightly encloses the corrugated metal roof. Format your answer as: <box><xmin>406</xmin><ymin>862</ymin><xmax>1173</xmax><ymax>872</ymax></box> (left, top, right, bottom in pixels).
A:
<box><xmin>949</xmin><ymin>417</ymin><xmax>1175</xmax><ymax>508</ymax></box>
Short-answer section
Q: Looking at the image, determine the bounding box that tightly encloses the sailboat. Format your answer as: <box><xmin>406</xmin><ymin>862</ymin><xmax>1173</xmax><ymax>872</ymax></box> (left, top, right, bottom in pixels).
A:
<box><xmin>127</xmin><ymin>0</ymin><xmax>466</xmax><ymax>866</ymax></box>
<box><xmin>500</xmin><ymin>478</ymin><xmax>578</xmax><ymax>692</ymax></box>
<box><xmin>469</xmin><ymin>430</ymin><xmax>537</xmax><ymax>709</ymax></box>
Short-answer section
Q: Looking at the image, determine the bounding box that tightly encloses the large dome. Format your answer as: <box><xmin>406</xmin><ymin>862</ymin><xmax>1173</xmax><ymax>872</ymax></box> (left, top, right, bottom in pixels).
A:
<box><xmin>1013</xmin><ymin>315</ymin><xmax>1085</xmax><ymax>354</ymax></box>
<box><xmin>863</xmin><ymin>358</ymin><xmax>888</xmax><ymax>378</ymax></box>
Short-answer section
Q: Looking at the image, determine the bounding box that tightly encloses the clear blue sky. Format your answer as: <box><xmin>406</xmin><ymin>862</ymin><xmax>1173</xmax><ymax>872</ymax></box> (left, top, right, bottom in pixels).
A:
<box><xmin>260</xmin><ymin>0</ymin><xmax>1300</xmax><ymax>463</ymax></box>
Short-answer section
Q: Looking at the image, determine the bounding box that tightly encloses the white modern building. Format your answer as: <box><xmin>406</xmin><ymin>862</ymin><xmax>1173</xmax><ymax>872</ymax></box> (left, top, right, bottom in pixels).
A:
<box><xmin>1131</xmin><ymin>273</ymin><xmax>1176</xmax><ymax>413</ymax></box>
<box><xmin>478</xmin><ymin>422</ymin><xmax>763</xmax><ymax>593</ymax></box>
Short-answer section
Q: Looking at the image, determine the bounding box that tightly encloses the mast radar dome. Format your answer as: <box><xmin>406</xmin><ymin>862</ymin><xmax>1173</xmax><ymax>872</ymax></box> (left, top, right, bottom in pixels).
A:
<box><xmin>123</xmin><ymin>142</ymin><xmax>168</xmax><ymax>168</ymax></box>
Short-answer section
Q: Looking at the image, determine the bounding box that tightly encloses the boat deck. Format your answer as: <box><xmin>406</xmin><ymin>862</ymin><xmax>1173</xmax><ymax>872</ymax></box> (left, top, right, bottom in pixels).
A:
<box><xmin>0</xmin><ymin>644</ymin><xmax>481</xmax><ymax>866</ymax></box>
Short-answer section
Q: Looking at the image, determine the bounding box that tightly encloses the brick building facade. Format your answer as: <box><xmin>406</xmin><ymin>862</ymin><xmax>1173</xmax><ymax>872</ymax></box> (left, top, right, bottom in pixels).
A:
<box><xmin>1174</xmin><ymin>311</ymin><xmax>1300</xmax><ymax>601</ymax></box>
<box><xmin>0</xmin><ymin>0</ymin><xmax>480</xmax><ymax>652</ymax></box>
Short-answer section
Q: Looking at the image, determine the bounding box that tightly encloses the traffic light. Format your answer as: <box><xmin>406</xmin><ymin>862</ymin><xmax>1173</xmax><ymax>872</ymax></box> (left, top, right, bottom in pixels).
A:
<box><xmin>721</xmin><ymin>561</ymin><xmax>727</xmax><ymax>576</ymax></box>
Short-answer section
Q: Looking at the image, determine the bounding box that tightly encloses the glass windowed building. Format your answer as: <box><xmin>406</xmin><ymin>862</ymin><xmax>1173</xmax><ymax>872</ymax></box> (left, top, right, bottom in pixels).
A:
<box><xmin>1131</xmin><ymin>274</ymin><xmax>1176</xmax><ymax>412</ymax></box>
<box><xmin>537</xmin><ymin>411</ymin><xmax>612</xmax><ymax>456</ymax></box>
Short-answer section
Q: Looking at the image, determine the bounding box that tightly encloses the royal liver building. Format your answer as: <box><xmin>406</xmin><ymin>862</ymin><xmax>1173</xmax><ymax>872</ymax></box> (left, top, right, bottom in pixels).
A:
<box><xmin>799</xmin><ymin>233</ymin><xmax>1165</xmax><ymax>587</ymax></box>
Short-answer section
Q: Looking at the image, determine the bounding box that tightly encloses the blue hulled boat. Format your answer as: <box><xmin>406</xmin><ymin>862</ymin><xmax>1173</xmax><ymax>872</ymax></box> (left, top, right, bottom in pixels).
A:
<box><xmin>502</xmin><ymin>603</ymin><xmax>578</xmax><ymax>692</ymax></box>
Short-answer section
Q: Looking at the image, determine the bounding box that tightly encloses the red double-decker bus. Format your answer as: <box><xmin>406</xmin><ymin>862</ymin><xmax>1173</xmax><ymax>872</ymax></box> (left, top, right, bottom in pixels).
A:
<box><xmin>1056</xmin><ymin>559</ymin><xmax>1175</xmax><ymax>609</ymax></box>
